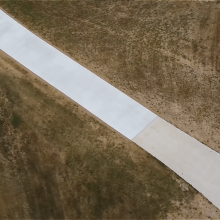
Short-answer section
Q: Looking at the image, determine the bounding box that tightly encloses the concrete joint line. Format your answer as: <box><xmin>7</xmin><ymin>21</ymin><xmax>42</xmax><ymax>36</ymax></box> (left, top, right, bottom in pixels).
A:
<box><xmin>132</xmin><ymin>116</ymin><xmax>158</xmax><ymax>140</ymax></box>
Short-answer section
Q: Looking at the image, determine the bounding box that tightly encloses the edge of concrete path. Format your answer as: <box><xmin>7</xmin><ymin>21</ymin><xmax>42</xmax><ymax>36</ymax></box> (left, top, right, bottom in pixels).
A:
<box><xmin>133</xmin><ymin>117</ymin><xmax>220</xmax><ymax>210</ymax></box>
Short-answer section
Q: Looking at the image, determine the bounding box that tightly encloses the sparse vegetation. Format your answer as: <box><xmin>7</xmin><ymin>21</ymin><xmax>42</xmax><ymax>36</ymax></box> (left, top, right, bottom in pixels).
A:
<box><xmin>0</xmin><ymin>47</ymin><xmax>219</xmax><ymax>219</ymax></box>
<box><xmin>1</xmin><ymin>1</ymin><xmax>219</xmax><ymax>153</ymax></box>
<box><xmin>0</xmin><ymin>1</ymin><xmax>220</xmax><ymax>218</ymax></box>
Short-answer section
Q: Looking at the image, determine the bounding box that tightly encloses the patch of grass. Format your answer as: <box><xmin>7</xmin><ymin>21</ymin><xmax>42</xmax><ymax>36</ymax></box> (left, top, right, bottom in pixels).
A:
<box><xmin>12</xmin><ymin>113</ymin><xmax>21</xmax><ymax>128</ymax></box>
<box><xmin>0</xmin><ymin>120</ymin><xmax>4</xmax><ymax>137</ymax></box>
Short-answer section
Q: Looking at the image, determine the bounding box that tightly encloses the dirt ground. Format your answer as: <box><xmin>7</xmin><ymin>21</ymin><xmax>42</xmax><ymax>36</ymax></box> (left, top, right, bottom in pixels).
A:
<box><xmin>0</xmin><ymin>47</ymin><xmax>220</xmax><ymax>218</ymax></box>
<box><xmin>0</xmin><ymin>1</ymin><xmax>219</xmax><ymax>155</ymax></box>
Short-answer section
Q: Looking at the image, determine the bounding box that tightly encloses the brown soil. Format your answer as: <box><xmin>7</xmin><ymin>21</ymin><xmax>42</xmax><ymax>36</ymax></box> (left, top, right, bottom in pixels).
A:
<box><xmin>0</xmin><ymin>47</ymin><xmax>219</xmax><ymax>218</ymax></box>
<box><xmin>0</xmin><ymin>1</ymin><xmax>219</xmax><ymax>154</ymax></box>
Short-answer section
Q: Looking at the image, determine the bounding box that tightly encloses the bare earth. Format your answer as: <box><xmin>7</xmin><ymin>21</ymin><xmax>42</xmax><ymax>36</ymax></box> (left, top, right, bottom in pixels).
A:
<box><xmin>0</xmin><ymin>1</ymin><xmax>220</xmax><ymax>219</ymax></box>
<box><xmin>0</xmin><ymin>1</ymin><xmax>219</xmax><ymax>154</ymax></box>
<box><xmin>0</xmin><ymin>47</ymin><xmax>220</xmax><ymax>218</ymax></box>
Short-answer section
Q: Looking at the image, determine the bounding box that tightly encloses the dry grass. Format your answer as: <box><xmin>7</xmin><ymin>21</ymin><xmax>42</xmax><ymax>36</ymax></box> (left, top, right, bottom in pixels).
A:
<box><xmin>0</xmin><ymin>1</ymin><xmax>220</xmax><ymax>218</ymax></box>
<box><xmin>0</xmin><ymin>49</ymin><xmax>219</xmax><ymax>219</ymax></box>
<box><xmin>1</xmin><ymin>1</ymin><xmax>219</xmax><ymax>154</ymax></box>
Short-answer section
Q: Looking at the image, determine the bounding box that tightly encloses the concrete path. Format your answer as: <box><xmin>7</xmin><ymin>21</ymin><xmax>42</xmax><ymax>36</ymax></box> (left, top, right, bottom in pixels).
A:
<box><xmin>133</xmin><ymin>117</ymin><xmax>220</xmax><ymax>210</ymax></box>
<box><xmin>0</xmin><ymin>10</ymin><xmax>156</xmax><ymax>140</ymax></box>
<box><xmin>0</xmin><ymin>10</ymin><xmax>220</xmax><ymax>210</ymax></box>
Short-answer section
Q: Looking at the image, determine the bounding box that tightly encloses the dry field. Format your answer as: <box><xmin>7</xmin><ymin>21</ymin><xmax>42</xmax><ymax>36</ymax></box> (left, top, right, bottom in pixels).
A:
<box><xmin>0</xmin><ymin>1</ymin><xmax>219</xmax><ymax>154</ymax></box>
<box><xmin>0</xmin><ymin>48</ymin><xmax>220</xmax><ymax>218</ymax></box>
<box><xmin>0</xmin><ymin>1</ymin><xmax>220</xmax><ymax>219</ymax></box>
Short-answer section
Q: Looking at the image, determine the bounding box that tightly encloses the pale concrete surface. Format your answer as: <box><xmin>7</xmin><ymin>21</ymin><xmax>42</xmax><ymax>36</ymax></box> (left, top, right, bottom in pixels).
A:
<box><xmin>133</xmin><ymin>117</ymin><xmax>220</xmax><ymax>210</ymax></box>
<box><xmin>0</xmin><ymin>10</ymin><xmax>156</xmax><ymax>140</ymax></box>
